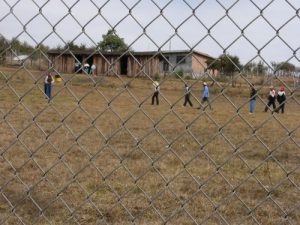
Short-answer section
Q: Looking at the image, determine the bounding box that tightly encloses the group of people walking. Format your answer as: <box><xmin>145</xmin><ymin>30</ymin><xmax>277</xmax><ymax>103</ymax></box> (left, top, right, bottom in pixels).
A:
<box><xmin>43</xmin><ymin>71</ymin><xmax>287</xmax><ymax>114</ymax></box>
<box><xmin>263</xmin><ymin>86</ymin><xmax>286</xmax><ymax>113</ymax></box>
<box><xmin>152</xmin><ymin>80</ymin><xmax>287</xmax><ymax>114</ymax></box>
<box><xmin>250</xmin><ymin>85</ymin><xmax>286</xmax><ymax>114</ymax></box>
<box><xmin>152</xmin><ymin>81</ymin><xmax>212</xmax><ymax>110</ymax></box>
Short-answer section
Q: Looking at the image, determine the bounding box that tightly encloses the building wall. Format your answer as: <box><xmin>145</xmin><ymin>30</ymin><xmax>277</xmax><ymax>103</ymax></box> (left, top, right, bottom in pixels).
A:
<box><xmin>94</xmin><ymin>55</ymin><xmax>107</xmax><ymax>75</ymax></box>
<box><xmin>94</xmin><ymin>55</ymin><xmax>120</xmax><ymax>75</ymax></box>
<box><xmin>66</xmin><ymin>55</ymin><xmax>74</xmax><ymax>73</ymax></box>
<box><xmin>129</xmin><ymin>56</ymin><xmax>160</xmax><ymax>77</ymax></box>
<box><xmin>191</xmin><ymin>54</ymin><xmax>208</xmax><ymax>73</ymax></box>
<box><xmin>49</xmin><ymin>54</ymin><xmax>117</xmax><ymax>75</ymax></box>
<box><xmin>192</xmin><ymin>54</ymin><xmax>220</xmax><ymax>77</ymax></box>
<box><xmin>127</xmin><ymin>55</ymin><xmax>139</xmax><ymax>76</ymax></box>
<box><xmin>174</xmin><ymin>54</ymin><xmax>193</xmax><ymax>73</ymax></box>
<box><xmin>49</xmin><ymin>54</ymin><xmax>74</xmax><ymax>73</ymax></box>
<box><xmin>48</xmin><ymin>53</ymin><xmax>207</xmax><ymax>77</ymax></box>
<box><xmin>159</xmin><ymin>54</ymin><xmax>193</xmax><ymax>74</ymax></box>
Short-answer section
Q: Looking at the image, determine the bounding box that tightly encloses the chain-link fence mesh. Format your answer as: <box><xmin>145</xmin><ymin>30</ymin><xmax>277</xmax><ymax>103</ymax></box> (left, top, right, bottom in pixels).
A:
<box><xmin>0</xmin><ymin>0</ymin><xmax>300</xmax><ymax>224</ymax></box>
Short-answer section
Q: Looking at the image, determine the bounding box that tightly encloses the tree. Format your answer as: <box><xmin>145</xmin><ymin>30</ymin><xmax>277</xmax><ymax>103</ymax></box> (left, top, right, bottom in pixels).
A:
<box><xmin>206</xmin><ymin>58</ymin><xmax>219</xmax><ymax>76</ymax></box>
<box><xmin>51</xmin><ymin>41</ymin><xmax>94</xmax><ymax>52</ymax></box>
<box><xmin>256</xmin><ymin>60</ymin><xmax>267</xmax><ymax>75</ymax></box>
<box><xmin>206</xmin><ymin>54</ymin><xmax>242</xmax><ymax>87</ymax></box>
<box><xmin>206</xmin><ymin>54</ymin><xmax>242</xmax><ymax>76</ymax></box>
<box><xmin>9</xmin><ymin>38</ymin><xmax>35</xmax><ymax>54</ymax></box>
<box><xmin>38</xmin><ymin>43</ymin><xmax>49</xmax><ymax>53</ymax></box>
<box><xmin>0</xmin><ymin>35</ymin><xmax>9</xmax><ymax>63</ymax></box>
<box><xmin>31</xmin><ymin>43</ymin><xmax>50</xmax><ymax>60</ymax></box>
<box><xmin>98</xmin><ymin>29</ymin><xmax>128</xmax><ymax>52</ymax></box>
<box><xmin>0</xmin><ymin>35</ymin><xmax>9</xmax><ymax>52</ymax></box>
<box><xmin>79</xmin><ymin>43</ymin><xmax>87</xmax><ymax>51</ymax></box>
<box><xmin>63</xmin><ymin>41</ymin><xmax>81</xmax><ymax>51</ymax></box>
<box><xmin>282</xmin><ymin>62</ymin><xmax>296</xmax><ymax>72</ymax></box>
<box><xmin>272</xmin><ymin>61</ymin><xmax>295</xmax><ymax>76</ymax></box>
<box><xmin>243</xmin><ymin>62</ymin><xmax>256</xmax><ymax>73</ymax></box>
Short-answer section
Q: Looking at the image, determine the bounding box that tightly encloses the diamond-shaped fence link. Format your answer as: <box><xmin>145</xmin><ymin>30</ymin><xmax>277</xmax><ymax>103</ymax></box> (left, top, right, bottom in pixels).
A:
<box><xmin>0</xmin><ymin>0</ymin><xmax>300</xmax><ymax>224</ymax></box>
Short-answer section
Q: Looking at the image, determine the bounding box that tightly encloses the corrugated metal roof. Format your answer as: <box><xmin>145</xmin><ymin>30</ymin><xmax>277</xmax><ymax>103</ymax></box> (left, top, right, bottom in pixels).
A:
<box><xmin>47</xmin><ymin>50</ymin><xmax>215</xmax><ymax>59</ymax></box>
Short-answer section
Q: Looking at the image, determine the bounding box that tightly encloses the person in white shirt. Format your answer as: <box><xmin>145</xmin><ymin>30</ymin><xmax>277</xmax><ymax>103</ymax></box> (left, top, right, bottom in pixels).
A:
<box><xmin>183</xmin><ymin>84</ymin><xmax>193</xmax><ymax>107</ymax></box>
<box><xmin>152</xmin><ymin>81</ymin><xmax>160</xmax><ymax>105</ymax></box>
<box><xmin>90</xmin><ymin>64</ymin><xmax>96</xmax><ymax>75</ymax></box>
<box><xmin>264</xmin><ymin>86</ymin><xmax>276</xmax><ymax>112</ymax></box>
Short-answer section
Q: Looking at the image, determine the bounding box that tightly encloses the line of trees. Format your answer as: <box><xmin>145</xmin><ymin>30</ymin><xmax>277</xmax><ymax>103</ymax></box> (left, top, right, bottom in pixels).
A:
<box><xmin>206</xmin><ymin>54</ymin><xmax>299</xmax><ymax>77</ymax></box>
<box><xmin>0</xmin><ymin>35</ymin><xmax>49</xmax><ymax>55</ymax></box>
<box><xmin>1</xmin><ymin>29</ymin><xmax>128</xmax><ymax>55</ymax></box>
<box><xmin>52</xmin><ymin>29</ymin><xmax>128</xmax><ymax>52</ymax></box>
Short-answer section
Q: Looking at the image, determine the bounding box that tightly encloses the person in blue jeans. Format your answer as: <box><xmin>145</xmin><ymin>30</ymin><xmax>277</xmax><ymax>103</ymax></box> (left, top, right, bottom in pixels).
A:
<box><xmin>44</xmin><ymin>73</ymin><xmax>54</xmax><ymax>99</ymax></box>
<box><xmin>249</xmin><ymin>85</ymin><xmax>257</xmax><ymax>114</ymax></box>
<box><xmin>197</xmin><ymin>82</ymin><xmax>212</xmax><ymax>109</ymax></box>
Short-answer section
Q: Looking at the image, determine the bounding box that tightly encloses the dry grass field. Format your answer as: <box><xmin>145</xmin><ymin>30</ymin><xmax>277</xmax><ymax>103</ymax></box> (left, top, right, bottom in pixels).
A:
<box><xmin>0</xmin><ymin>66</ymin><xmax>299</xmax><ymax>225</ymax></box>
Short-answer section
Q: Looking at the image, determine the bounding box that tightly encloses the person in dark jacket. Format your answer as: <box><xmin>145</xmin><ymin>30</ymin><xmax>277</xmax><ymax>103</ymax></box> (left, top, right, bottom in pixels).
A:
<box><xmin>276</xmin><ymin>86</ymin><xmax>286</xmax><ymax>113</ymax></box>
<box><xmin>249</xmin><ymin>85</ymin><xmax>257</xmax><ymax>114</ymax></box>
<box><xmin>264</xmin><ymin>86</ymin><xmax>276</xmax><ymax>112</ymax></box>
<box><xmin>183</xmin><ymin>84</ymin><xmax>193</xmax><ymax>107</ymax></box>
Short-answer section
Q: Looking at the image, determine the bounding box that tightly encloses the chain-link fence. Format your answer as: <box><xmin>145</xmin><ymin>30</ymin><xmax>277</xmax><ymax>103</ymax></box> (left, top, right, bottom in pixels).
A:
<box><xmin>0</xmin><ymin>0</ymin><xmax>300</xmax><ymax>224</ymax></box>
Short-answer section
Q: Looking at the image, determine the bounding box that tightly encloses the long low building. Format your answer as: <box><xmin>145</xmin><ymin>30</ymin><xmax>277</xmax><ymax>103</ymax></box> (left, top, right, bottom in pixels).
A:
<box><xmin>47</xmin><ymin>49</ymin><xmax>216</xmax><ymax>77</ymax></box>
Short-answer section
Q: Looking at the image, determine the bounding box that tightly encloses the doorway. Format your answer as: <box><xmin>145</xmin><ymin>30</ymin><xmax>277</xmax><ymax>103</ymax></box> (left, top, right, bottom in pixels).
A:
<box><xmin>87</xmin><ymin>56</ymin><xmax>93</xmax><ymax>66</ymax></box>
<box><xmin>120</xmin><ymin>56</ymin><xmax>128</xmax><ymax>75</ymax></box>
<box><xmin>74</xmin><ymin>55</ymin><xmax>83</xmax><ymax>73</ymax></box>
<box><xmin>86</xmin><ymin>56</ymin><xmax>94</xmax><ymax>74</ymax></box>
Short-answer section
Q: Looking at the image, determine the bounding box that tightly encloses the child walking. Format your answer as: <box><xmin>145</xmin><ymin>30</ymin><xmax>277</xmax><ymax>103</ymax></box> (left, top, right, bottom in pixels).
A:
<box><xmin>264</xmin><ymin>86</ymin><xmax>276</xmax><ymax>112</ymax></box>
<box><xmin>276</xmin><ymin>86</ymin><xmax>286</xmax><ymax>113</ymax></box>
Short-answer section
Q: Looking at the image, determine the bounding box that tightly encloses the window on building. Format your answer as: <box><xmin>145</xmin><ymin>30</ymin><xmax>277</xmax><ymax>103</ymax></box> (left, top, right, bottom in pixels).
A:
<box><xmin>176</xmin><ymin>56</ymin><xmax>186</xmax><ymax>64</ymax></box>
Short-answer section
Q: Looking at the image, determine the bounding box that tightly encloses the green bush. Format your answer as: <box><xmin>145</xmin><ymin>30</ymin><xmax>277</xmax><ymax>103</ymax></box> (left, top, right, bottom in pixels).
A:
<box><xmin>185</xmin><ymin>75</ymin><xmax>193</xmax><ymax>80</ymax></box>
<box><xmin>175</xmin><ymin>70</ymin><xmax>184</xmax><ymax>79</ymax></box>
<box><xmin>154</xmin><ymin>73</ymin><xmax>160</xmax><ymax>81</ymax></box>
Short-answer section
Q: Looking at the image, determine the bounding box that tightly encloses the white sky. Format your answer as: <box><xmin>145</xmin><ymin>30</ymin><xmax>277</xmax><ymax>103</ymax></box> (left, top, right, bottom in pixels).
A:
<box><xmin>0</xmin><ymin>0</ymin><xmax>300</xmax><ymax>66</ymax></box>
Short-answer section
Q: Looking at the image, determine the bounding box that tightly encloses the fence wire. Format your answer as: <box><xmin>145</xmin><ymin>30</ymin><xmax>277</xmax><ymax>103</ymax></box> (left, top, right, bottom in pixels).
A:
<box><xmin>0</xmin><ymin>0</ymin><xmax>300</xmax><ymax>225</ymax></box>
